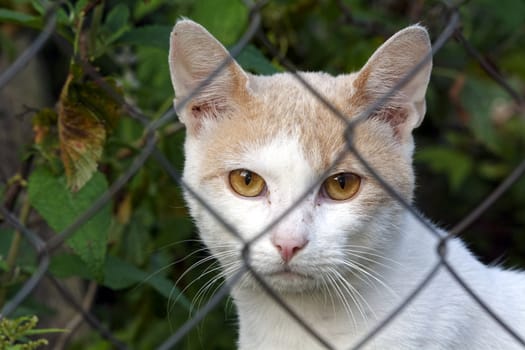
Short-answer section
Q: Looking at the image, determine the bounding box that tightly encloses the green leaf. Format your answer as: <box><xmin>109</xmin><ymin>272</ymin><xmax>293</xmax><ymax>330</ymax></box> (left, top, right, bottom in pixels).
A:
<box><xmin>49</xmin><ymin>253</ymin><xmax>93</xmax><ymax>280</ymax></box>
<box><xmin>191</xmin><ymin>0</ymin><xmax>248</xmax><ymax>46</ymax></box>
<box><xmin>118</xmin><ymin>25</ymin><xmax>172</xmax><ymax>50</ymax></box>
<box><xmin>105</xmin><ymin>4</ymin><xmax>129</xmax><ymax>32</ymax></box>
<box><xmin>133</xmin><ymin>47</ymin><xmax>172</xmax><ymax>109</ymax></box>
<box><xmin>478</xmin><ymin>162</ymin><xmax>510</xmax><ymax>180</ymax></box>
<box><xmin>133</xmin><ymin>0</ymin><xmax>167</xmax><ymax>21</ymax></box>
<box><xmin>103</xmin><ymin>3</ymin><xmax>130</xmax><ymax>43</ymax></box>
<box><xmin>51</xmin><ymin>253</ymin><xmax>190</xmax><ymax>309</ymax></box>
<box><xmin>25</xmin><ymin>328</ymin><xmax>66</xmax><ymax>335</ymax></box>
<box><xmin>31</xmin><ymin>0</ymin><xmax>45</xmax><ymax>15</ymax></box>
<box><xmin>122</xmin><ymin>214</ymin><xmax>151</xmax><ymax>266</ymax></box>
<box><xmin>56</xmin><ymin>8</ymin><xmax>70</xmax><ymax>26</ymax></box>
<box><xmin>501</xmin><ymin>51</ymin><xmax>525</xmax><ymax>81</ymax></box>
<box><xmin>237</xmin><ymin>45</ymin><xmax>279</xmax><ymax>75</ymax></box>
<box><xmin>74</xmin><ymin>0</ymin><xmax>90</xmax><ymax>15</ymax></box>
<box><xmin>0</xmin><ymin>9</ymin><xmax>40</xmax><ymax>26</ymax></box>
<box><xmin>0</xmin><ymin>258</ymin><xmax>7</xmax><ymax>272</ymax></box>
<box><xmin>416</xmin><ymin>147</ymin><xmax>473</xmax><ymax>192</ymax></box>
<box><xmin>0</xmin><ymin>229</ymin><xmax>37</xmax><ymax>270</ymax></box>
<box><xmin>460</xmin><ymin>77</ymin><xmax>508</xmax><ymax>154</ymax></box>
<box><xmin>103</xmin><ymin>255</ymin><xmax>191</xmax><ymax>309</ymax></box>
<box><xmin>28</xmin><ymin>168</ymin><xmax>110</xmax><ymax>280</ymax></box>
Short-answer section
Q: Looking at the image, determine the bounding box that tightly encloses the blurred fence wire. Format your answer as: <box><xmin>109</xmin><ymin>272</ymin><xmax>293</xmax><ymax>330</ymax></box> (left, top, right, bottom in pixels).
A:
<box><xmin>1</xmin><ymin>0</ymin><xmax>525</xmax><ymax>349</ymax></box>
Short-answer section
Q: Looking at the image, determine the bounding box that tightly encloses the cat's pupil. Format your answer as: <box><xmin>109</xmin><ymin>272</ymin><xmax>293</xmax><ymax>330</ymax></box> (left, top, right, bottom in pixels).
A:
<box><xmin>243</xmin><ymin>170</ymin><xmax>252</xmax><ymax>186</ymax></box>
<box><xmin>337</xmin><ymin>175</ymin><xmax>346</xmax><ymax>189</ymax></box>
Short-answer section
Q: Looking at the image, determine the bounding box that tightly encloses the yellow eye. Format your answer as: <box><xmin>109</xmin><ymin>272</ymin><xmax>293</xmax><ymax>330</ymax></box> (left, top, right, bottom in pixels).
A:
<box><xmin>229</xmin><ymin>169</ymin><xmax>266</xmax><ymax>197</ymax></box>
<box><xmin>322</xmin><ymin>173</ymin><xmax>361</xmax><ymax>201</ymax></box>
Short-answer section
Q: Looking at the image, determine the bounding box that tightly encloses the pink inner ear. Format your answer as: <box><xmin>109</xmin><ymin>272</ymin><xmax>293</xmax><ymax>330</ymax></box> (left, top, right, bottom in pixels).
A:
<box><xmin>371</xmin><ymin>105</ymin><xmax>409</xmax><ymax>140</ymax></box>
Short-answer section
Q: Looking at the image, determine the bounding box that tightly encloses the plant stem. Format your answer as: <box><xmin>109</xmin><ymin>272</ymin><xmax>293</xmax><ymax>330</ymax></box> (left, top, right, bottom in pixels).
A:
<box><xmin>0</xmin><ymin>195</ymin><xmax>32</xmax><ymax>307</ymax></box>
<box><xmin>2</xmin><ymin>155</ymin><xmax>33</xmax><ymax>211</ymax></box>
<box><xmin>89</xmin><ymin>1</ymin><xmax>105</xmax><ymax>59</ymax></box>
<box><xmin>72</xmin><ymin>10</ymin><xmax>85</xmax><ymax>59</ymax></box>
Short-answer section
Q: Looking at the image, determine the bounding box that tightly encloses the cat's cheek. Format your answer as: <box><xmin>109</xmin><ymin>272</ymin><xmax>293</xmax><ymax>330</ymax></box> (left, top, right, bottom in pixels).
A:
<box><xmin>314</xmin><ymin>203</ymin><xmax>368</xmax><ymax>246</ymax></box>
<box><xmin>211</xmin><ymin>192</ymin><xmax>271</xmax><ymax>241</ymax></box>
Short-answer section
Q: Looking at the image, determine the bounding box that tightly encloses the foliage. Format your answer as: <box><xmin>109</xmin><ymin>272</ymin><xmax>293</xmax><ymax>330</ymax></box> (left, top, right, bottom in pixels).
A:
<box><xmin>0</xmin><ymin>315</ymin><xmax>62</xmax><ymax>349</ymax></box>
<box><xmin>0</xmin><ymin>0</ymin><xmax>524</xmax><ymax>349</ymax></box>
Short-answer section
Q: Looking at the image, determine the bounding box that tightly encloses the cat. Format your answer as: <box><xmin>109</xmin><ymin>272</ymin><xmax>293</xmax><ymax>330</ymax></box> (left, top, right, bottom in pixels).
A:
<box><xmin>168</xmin><ymin>19</ymin><xmax>525</xmax><ymax>350</ymax></box>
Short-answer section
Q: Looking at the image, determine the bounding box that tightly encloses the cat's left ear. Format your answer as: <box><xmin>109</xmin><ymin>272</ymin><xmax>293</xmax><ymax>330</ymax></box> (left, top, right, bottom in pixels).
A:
<box><xmin>352</xmin><ymin>25</ymin><xmax>432</xmax><ymax>143</ymax></box>
<box><xmin>168</xmin><ymin>19</ymin><xmax>250</xmax><ymax>135</ymax></box>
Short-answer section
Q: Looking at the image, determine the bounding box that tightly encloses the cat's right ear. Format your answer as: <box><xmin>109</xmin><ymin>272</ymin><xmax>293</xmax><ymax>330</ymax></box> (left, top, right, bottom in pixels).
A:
<box><xmin>351</xmin><ymin>25</ymin><xmax>432</xmax><ymax>144</ymax></box>
<box><xmin>169</xmin><ymin>19</ymin><xmax>250</xmax><ymax>135</ymax></box>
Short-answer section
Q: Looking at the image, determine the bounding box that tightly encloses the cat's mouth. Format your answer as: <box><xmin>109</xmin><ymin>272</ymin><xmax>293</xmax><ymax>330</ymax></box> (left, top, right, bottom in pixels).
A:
<box><xmin>265</xmin><ymin>266</ymin><xmax>311</xmax><ymax>279</ymax></box>
<box><xmin>251</xmin><ymin>266</ymin><xmax>318</xmax><ymax>293</ymax></box>
<box><xmin>238</xmin><ymin>262</ymin><xmax>320</xmax><ymax>292</ymax></box>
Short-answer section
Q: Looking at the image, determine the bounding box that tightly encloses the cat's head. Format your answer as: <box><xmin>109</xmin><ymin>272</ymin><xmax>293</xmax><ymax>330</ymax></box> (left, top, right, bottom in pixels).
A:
<box><xmin>169</xmin><ymin>20</ymin><xmax>431</xmax><ymax>293</ymax></box>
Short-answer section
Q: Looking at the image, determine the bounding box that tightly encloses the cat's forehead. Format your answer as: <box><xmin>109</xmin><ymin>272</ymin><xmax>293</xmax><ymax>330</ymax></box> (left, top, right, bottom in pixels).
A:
<box><xmin>198</xmin><ymin>72</ymin><xmax>353</xmax><ymax>172</ymax></box>
<box><xmin>189</xmin><ymin>70</ymin><xmax>413</xmax><ymax>201</ymax></box>
<box><xmin>249</xmin><ymin>72</ymin><xmax>358</xmax><ymax>120</ymax></box>
<box><xmin>196</xmin><ymin>71</ymin><xmax>386</xmax><ymax>176</ymax></box>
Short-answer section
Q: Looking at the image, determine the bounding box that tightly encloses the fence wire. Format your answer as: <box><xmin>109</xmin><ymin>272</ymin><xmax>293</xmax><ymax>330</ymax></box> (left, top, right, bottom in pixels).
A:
<box><xmin>1</xmin><ymin>1</ymin><xmax>525</xmax><ymax>349</ymax></box>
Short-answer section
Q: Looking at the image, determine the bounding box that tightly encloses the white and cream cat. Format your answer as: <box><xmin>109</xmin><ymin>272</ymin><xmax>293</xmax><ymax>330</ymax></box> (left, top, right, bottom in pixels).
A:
<box><xmin>168</xmin><ymin>20</ymin><xmax>525</xmax><ymax>350</ymax></box>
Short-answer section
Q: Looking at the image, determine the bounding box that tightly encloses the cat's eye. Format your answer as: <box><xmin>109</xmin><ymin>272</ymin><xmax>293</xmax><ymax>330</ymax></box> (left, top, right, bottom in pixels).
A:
<box><xmin>322</xmin><ymin>172</ymin><xmax>361</xmax><ymax>201</ymax></box>
<box><xmin>229</xmin><ymin>169</ymin><xmax>266</xmax><ymax>197</ymax></box>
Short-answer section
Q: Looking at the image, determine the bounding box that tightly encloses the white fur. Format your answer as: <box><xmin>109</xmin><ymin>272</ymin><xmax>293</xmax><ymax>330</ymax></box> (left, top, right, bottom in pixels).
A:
<box><xmin>184</xmin><ymin>134</ymin><xmax>525</xmax><ymax>350</ymax></box>
<box><xmin>170</xmin><ymin>19</ymin><xmax>525</xmax><ymax>350</ymax></box>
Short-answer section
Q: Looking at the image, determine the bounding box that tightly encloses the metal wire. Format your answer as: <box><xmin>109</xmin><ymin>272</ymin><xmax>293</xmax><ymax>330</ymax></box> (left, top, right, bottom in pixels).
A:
<box><xmin>0</xmin><ymin>1</ymin><xmax>524</xmax><ymax>349</ymax></box>
<box><xmin>0</xmin><ymin>7</ymin><xmax>57</xmax><ymax>89</ymax></box>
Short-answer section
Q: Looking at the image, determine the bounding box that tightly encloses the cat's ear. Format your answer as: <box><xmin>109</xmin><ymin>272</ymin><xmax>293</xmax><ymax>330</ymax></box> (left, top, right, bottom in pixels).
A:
<box><xmin>352</xmin><ymin>25</ymin><xmax>432</xmax><ymax>142</ymax></box>
<box><xmin>168</xmin><ymin>19</ymin><xmax>250</xmax><ymax>134</ymax></box>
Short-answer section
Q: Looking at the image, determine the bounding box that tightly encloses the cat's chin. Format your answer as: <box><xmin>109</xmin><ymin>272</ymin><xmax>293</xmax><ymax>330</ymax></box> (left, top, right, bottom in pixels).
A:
<box><xmin>234</xmin><ymin>268</ymin><xmax>320</xmax><ymax>294</ymax></box>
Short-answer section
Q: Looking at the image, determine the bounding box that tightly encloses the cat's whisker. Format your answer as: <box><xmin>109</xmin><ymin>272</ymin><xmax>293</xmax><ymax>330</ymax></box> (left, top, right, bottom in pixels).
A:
<box><xmin>188</xmin><ymin>265</ymin><xmax>235</xmax><ymax>340</ymax></box>
<box><xmin>169</xmin><ymin>253</ymin><xmax>236</xmax><ymax>316</ymax></box>
<box><xmin>329</xmin><ymin>267</ymin><xmax>370</xmax><ymax>328</ymax></box>
<box><xmin>341</xmin><ymin>249</ymin><xmax>390</xmax><ymax>265</ymax></box>
<box><xmin>317</xmin><ymin>272</ymin><xmax>333</xmax><ymax>309</ymax></box>
<box><xmin>174</xmin><ymin>254</ymin><xmax>219</xmax><ymax>286</ymax></box>
<box><xmin>171</xmin><ymin>260</ymin><xmax>232</xmax><ymax>330</ymax></box>
<box><xmin>320</xmin><ymin>273</ymin><xmax>338</xmax><ymax>318</ymax></box>
<box><xmin>325</xmin><ymin>268</ymin><xmax>358</xmax><ymax>333</ymax></box>
<box><xmin>338</xmin><ymin>258</ymin><xmax>385</xmax><ymax>285</ymax></box>
<box><xmin>170</xmin><ymin>260</ymin><xmax>223</xmax><ymax>318</ymax></box>
<box><xmin>191</xmin><ymin>270</ymin><xmax>226</xmax><ymax>315</ymax></box>
<box><xmin>184</xmin><ymin>261</ymin><xmax>241</xmax><ymax>325</ymax></box>
<box><xmin>151</xmin><ymin>238</ymin><xmax>206</xmax><ymax>252</ymax></box>
<box><xmin>137</xmin><ymin>245</ymin><xmax>217</xmax><ymax>298</ymax></box>
<box><xmin>166</xmin><ymin>241</ymin><xmax>239</xmax><ymax>326</ymax></box>
<box><xmin>337</xmin><ymin>258</ymin><xmax>397</xmax><ymax>298</ymax></box>
<box><xmin>337</xmin><ymin>260</ymin><xmax>381</xmax><ymax>293</ymax></box>
<box><xmin>191</xmin><ymin>260</ymin><xmax>244</xmax><ymax>314</ymax></box>
<box><xmin>235</xmin><ymin>269</ymin><xmax>254</xmax><ymax>290</ymax></box>
<box><xmin>341</xmin><ymin>251</ymin><xmax>399</xmax><ymax>278</ymax></box>
<box><xmin>333</xmin><ymin>267</ymin><xmax>378</xmax><ymax>322</ymax></box>
<box><xmin>342</xmin><ymin>246</ymin><xmax>401</xmax><ymax>267</ymax></box>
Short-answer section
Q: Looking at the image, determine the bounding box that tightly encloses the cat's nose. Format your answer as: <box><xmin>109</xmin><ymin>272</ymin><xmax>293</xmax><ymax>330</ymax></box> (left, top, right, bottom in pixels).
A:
<box><xmin>271</xmin><ymin>236</ymin><xmax>308</xmax><ymax>263</ymax></box>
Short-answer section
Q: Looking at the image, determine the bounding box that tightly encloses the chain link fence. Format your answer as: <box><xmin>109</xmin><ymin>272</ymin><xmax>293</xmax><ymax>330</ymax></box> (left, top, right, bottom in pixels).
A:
<box><xmin>1</xmin><ymin>0</ymin><xmax>525</xmax><ymax>349</ymax></box>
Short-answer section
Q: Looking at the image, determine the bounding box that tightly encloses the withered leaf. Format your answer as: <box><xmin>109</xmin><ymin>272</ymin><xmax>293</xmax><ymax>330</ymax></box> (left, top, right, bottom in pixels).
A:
<box><xmin>58</xmin><ymin>73</ymin><xmax>121</xmax><ymax>191</ymax></box>
<box><xmin>32</xmin><ymin>108</ymin><xmax>57</xmax><ymax>145</ymax></box>
<box><xmin>32</xmin><ymin>108</ymin><xmax>62</xmax><ymax>169</ymax></box>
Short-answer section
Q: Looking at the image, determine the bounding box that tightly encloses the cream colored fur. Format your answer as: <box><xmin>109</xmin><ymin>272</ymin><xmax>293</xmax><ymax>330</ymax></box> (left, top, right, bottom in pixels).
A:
<box><xmin>169</xmin><ymin>20</ymin><xmax>525</xmax><ymax>349</ymax></box>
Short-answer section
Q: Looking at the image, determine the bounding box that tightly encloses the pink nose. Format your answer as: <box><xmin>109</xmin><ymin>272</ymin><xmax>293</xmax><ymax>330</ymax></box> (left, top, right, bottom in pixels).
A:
<box><xmin>272</xmin><ymin>236</ymin><xmax>308</xmax><ymax>263</ymax></box>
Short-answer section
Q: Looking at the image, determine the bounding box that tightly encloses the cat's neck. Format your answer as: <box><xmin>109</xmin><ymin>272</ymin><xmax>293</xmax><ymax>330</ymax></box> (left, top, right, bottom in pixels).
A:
<box><xmin>232</xmin><ymin>212</ymin><xmax>441</xmax><ymax>349</ymax></box>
